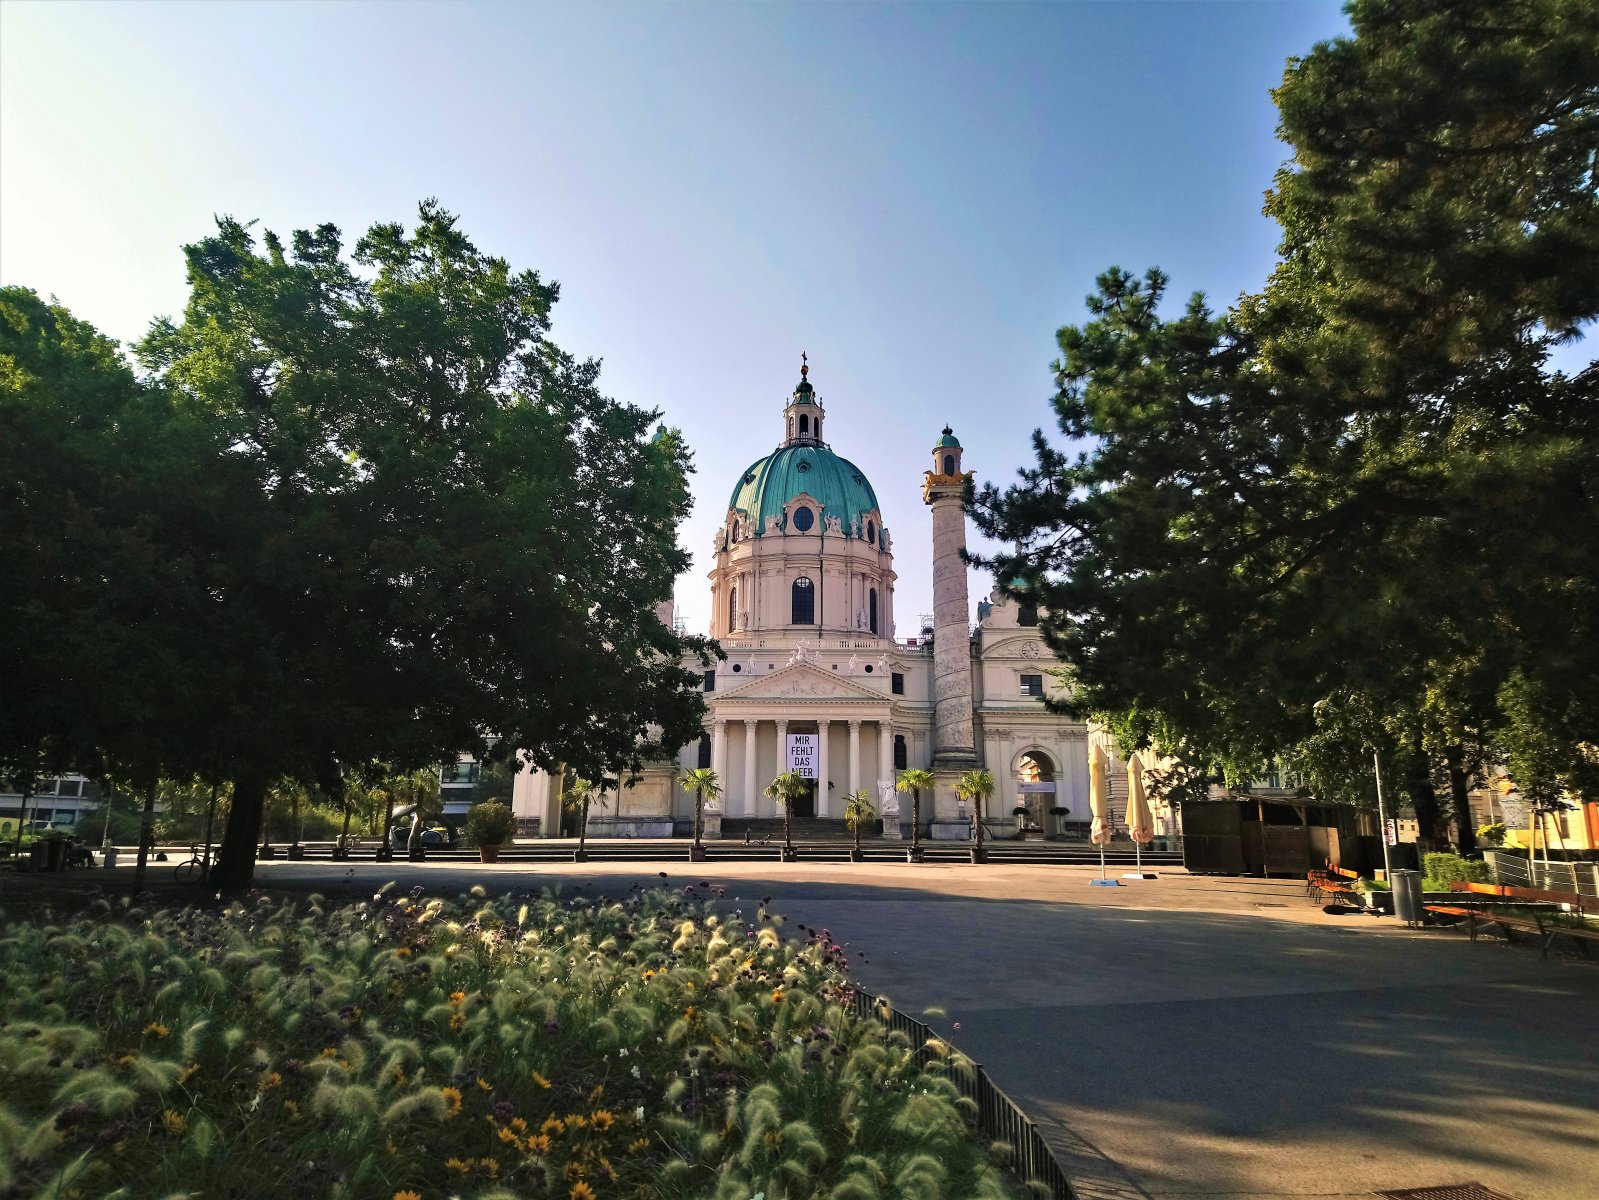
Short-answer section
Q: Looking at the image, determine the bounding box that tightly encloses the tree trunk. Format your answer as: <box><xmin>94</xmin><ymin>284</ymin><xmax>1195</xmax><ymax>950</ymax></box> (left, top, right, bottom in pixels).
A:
<box><xmin>133</xmin><ymin>780</ymin><xmax>158</xmax><ymax>890</ymax></box>
<box><xmin>975</xmin><ymin>793</ymin><xmax>986</xmax><ymax>859</ymax></box>
<box><xmin>694</xmin><ymin>790</ymin><xmax>704</xmax><ymax>848</ymax></box>
<box><xmin>12</xmin><ymin>779</ymin><xmax>33</xmax><ymax>857</ymax></box>
<box><xmin>376</xmin><ymin>788</ymin><xmax>396</xmax><ymax>860</ymax></box>
<box><xmin>911</xmin><ymin>790</ymin><xmax>922</xmax><ymax>857</ymax></box>
<box><xmin>1444</xmin><ymin>745</ymin><xmax>1477</xmax><ymax>857</ymax></box>
<box><xmin>214</xmin><ymin>772</ymin><xmax>267</xmax><ymax>892</ymax></box>
<box><xmin>1405</xmin><ymin>740</ymin><xmax>1442</xmax><ymax>850</ymax></box>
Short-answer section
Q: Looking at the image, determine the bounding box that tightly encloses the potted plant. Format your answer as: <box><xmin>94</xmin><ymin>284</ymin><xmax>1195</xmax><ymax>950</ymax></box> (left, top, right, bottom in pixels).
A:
<box><xmin>679</xmin><ymin>768</ymin><xmax>721</xmax><ymax>861</ymax></box>
<box><xmin>464</xmin><ymin>800</ymin><xmax>517</xmax><ymax>863</ymax></box>
<box><xmin>1013</xmin><ymin>804</ymin><xmax>1029</xmax><ymax>835</ymax></box>
<box><xmin>958</xmin><ymin>769</ymin><xmax>996</xmax><ymax>864</ymax></box>
<box><xmin>896</xmin><ymin>769</ymin><xmax>934</xmax><ymax>862</ymax></box>
<box><xmin>764</xmin><ymin>771</ymin><xmax>807</xmax><ymax>861</ymax></box>
<box><xmin>1048</xmin><ymin>805</ymin><xmax>1070</xmax><ymax>839</ymax></box>
<box><xmin>843</xmin><ymin>789</ymin><xmax>876</xmax><ymax>862</ymax></box>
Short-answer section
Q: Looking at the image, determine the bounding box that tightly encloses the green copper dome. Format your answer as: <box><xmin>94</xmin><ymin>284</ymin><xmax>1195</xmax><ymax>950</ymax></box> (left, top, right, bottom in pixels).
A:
<box><xmin>728</xmin><ymin>445</ymin><xmax>880</xmax><ymax>536</ymax></box>
<box><xmin>935</xmin><ymin>425</ymin><xmax>961</xmax><ymax>448</ymax></box>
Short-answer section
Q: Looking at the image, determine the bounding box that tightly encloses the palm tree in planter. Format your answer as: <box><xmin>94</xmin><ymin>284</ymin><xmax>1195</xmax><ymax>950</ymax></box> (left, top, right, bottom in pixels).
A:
<box><xmin>842</xmin><ymin>789</ymin><xmax>876</xmax><ymax>862</ymax></box>
<box><xmin>896</xmin><ymin>768</ymin><xmax>935</xmax><ymax>863</ymax></box>
<box><xmin>957</xmin><ymin>768</ymin><xmax>996</xmax><ymax>864</ymax></box>
<box><xmin>763</xmin><ymin>771</ymin><xmax>807</xmax><ymax>861</ymax></box>
<box><xmin>564</xmin><ymin>776</ymin><xmax>605</xmax><ymax>861</ymax></box>
<box><xmin>679</xmin><ymin>767</ymin><xmax>721</xmax><ymax>861</ymax></box>
<box><xmin>464</xmin><ymin>799</ymin><xmax>518</xmax><ymax>863</ymax></box>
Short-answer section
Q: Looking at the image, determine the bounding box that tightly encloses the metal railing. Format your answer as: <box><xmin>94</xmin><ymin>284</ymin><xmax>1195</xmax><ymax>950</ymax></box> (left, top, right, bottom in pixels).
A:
<box><xmin>1487</xmin><ymin>852</ymin><xmax>1599</xmax><ymax>899</ymax></box>
<box><xmin>851</xmin><ymin>989</ymin><xmax>1078</xmax><ymax>1200</ymax></box>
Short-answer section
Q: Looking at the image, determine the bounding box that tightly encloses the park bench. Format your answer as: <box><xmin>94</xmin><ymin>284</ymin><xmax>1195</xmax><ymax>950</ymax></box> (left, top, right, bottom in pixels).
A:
<box><xmin>1306</xmin><ymin>861</ymin><xmax>1360</xmax><ymax>907</ymax></box>
<box><xmin>1425</xmin><ymin>880</ymin><xmax>1599</xmax><ymax>960</ymax></box>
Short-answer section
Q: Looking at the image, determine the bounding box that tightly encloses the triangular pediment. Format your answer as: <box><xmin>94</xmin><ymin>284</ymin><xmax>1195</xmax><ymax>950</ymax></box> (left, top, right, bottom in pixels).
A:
<box><xmin>715</xmin><ymin>659</ymin><xmax>886</xmax><ymax>702</ymax></box>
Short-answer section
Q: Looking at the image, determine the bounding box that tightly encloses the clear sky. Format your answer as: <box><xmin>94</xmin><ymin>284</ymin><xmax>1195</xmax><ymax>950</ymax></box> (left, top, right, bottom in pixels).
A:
<box><xmin>1</xmin><ymin>0</ymin><xmax>1354</xmax><ymax>634</ymax></box>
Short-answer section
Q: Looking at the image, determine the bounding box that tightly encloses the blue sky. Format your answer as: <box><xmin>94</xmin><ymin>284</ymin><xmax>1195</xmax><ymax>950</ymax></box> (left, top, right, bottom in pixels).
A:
<box><xmin>1</xmin><ymin>0</ymin><xmax>1354</xmax><ymax>633</ymax></box>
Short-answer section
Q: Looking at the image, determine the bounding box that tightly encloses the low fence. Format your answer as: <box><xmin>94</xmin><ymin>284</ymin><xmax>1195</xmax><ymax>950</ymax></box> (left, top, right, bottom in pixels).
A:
<box><xmin>851</xmin><ymin>989</ymin><xmax>1077</xmax><ymax>1200</ymax></box>
<box><xmin>1486</xmin><ymin>852</ymin><xmax>1599</xmax><ymax>898</ymax></box>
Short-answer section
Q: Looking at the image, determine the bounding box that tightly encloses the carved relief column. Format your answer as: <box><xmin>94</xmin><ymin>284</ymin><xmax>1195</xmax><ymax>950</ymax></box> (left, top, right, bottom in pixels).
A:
<box><xmin>743</xmin><ymin>720</ymin><xmax>757</xmax><ymax>818</ymax></box>
<box><xmin>848</xmin><ymin>719</ymin><xmax>862</xmax><ymax>795</ymax></box>
<box><xmin>773</xmin><ymin>719</ymin><xmax>789</xmax><ymax>817</ymax></box>
<box><xmin>817</xmin><ymin>719</ymin><xmax>831</xmax><ymax>818</ymax></box>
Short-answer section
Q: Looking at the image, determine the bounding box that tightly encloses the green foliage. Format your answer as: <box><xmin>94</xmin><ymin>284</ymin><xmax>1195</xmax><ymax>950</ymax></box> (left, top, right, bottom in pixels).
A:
<box><xmin>462</xmin><ymin>800</ymin><xmax>517</xmax><ymax>847</ymax></box>
<box><xmin>1422</xmin><ymin>852</ymin><xmax>1494</xmax><ymax>892</ymax></box>
<box><xmin>679</xmin><ymin>767</ymin><xmax>722</xmax><ymax>847</ymax></box>
<box><xmin>971</xmin><ymin>0</ymin><xmax>1599</xmax><ymax>832</ymax></box>
<box><xmin>0</xmin><ymin>887</ymin><xmax>1014</xmax><ymax>1199</ymax></box>
<box><xmin>1477</xmin><ymin>823</ymin><xmax>1508</xmax><ymax>847</ymax></box>
<box><xmin>842</xmin><ymin>790</ymin><xmax>877</xmax><ymax>830</ymax></box>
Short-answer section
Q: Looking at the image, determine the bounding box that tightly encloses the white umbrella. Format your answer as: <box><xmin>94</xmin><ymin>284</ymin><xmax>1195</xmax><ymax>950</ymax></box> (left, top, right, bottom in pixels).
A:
<box><xmin>1123</xmin><ymin>752</ymin><xmax>1157</xmax><ymax>879</ymax></box>
<box><xmin>1088</xmin><ymin>745</ymin><xmax>1117</xmax><ymax>885</ymax></box>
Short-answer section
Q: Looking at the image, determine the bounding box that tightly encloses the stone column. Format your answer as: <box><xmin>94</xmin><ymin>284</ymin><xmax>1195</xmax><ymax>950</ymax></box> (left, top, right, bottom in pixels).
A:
<box><xmin>712</xmin><ymin>720</ymin><xmax>727</xmax><ymax>787</ymax></box>
<box><xmin>817</xmin><ymin>719</ymin><xmax>831</xmax><ymax>818</ymax></box>
<box><xmin>923</xmin><ymin>432</ymin><xmax>980</xmax><ymax>767</ymax></box>
<box><xmin>743</xmin><ymin>720</ymin><xmax>758</xmax><ymax>818</ymax></box>
<box><xmin>848</xmin><ymin>719</ymin><xmax>862</xmax><ymax>795</ymax></box>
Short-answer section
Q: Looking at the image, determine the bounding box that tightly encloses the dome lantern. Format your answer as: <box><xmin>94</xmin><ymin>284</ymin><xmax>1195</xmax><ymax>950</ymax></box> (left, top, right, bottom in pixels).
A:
<box><xmin>782</xmin><ymin>352</ymin><xmax>825</xmax><ymax>446</ymax></box>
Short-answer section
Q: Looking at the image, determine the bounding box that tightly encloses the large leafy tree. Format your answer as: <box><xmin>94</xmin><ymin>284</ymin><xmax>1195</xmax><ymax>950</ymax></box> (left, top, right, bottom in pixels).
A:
<box><xmin>973</xmin><ymin>0</ymin><xmax>1598</xmax><ymax>845</ymax></box>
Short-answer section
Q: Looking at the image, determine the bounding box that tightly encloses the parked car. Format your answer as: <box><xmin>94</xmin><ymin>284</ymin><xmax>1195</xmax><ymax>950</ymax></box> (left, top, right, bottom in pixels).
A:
<box><xmin>389</xmin><ymin>823</ymin><xmax>452</xmax><ymax>850</ymax></box>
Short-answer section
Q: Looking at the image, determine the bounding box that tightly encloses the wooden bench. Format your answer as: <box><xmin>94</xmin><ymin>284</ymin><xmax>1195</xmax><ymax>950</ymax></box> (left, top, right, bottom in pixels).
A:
<box><xmin>1306</xmin><ymin>861</ymin><xmax>1361</xmax><ymax>907</ymax></box>
<box><xmin>1425</xmin><ymin>881</ymin><xmax>1599</xmax><ymax>959</ymax></box>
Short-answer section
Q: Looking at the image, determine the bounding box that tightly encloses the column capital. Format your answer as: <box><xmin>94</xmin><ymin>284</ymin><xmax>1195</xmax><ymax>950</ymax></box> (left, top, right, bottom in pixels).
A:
<box><xmin>848</xmin><ymin>717</ymin><xmax>862</xmax><ymax>729</ymax></box>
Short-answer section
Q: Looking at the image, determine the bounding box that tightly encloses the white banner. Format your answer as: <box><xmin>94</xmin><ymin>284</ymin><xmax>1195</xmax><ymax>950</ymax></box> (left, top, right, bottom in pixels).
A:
<box><xmin>786</xmin><ymin>733</ymin><xmax>818</xmax><ymax>779</ymax></box>
<box><xmin>1018</xmin><ymin>781</ymin><xmax>1056</xmax><ymax>793</ymax></box>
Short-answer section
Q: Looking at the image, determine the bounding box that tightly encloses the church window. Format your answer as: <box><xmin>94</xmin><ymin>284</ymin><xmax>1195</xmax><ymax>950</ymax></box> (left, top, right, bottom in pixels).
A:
<box><xmin>863</xmin><ymin>664</ymin><xmax>873</xmax><ymax>673</ymax></box>
<box><xmin>728</xmin><ymin>586</ymin><xmax>737</xmax><ymax>630</ymax></box>
<box><xmin>792</xmin><ymin>506</ymin><xmax>814</xmax><ymax>532</ymax></box>
<box><xmin>731</xmin><ymin>663</ymin><xmax>742</xmax><ymax>672</ymax></box>
<box><xmin>866</xmin><ymin>520</ymin><xmax>875</xmax><ymax>545</ymax></box>
<box><xmin>891</xmin><ymin>671</ymin><xmax>904</xmax><ymax>695</ymax></box>
<box><xmin>894</xmin><ymin>734</ymin><xmax>907</xmax><ymax>770</ymax></box>
<box><xmin>943</xmin><ymin>454</ymin><xmax>955</xmax><ymax>475</ymax></box>
<box><xmin>791</xmin><ymin>576</ymin><xmax>815</xmax><ymax>625</ymax></box>
<box><xmin>1020</xmin><ymin>673</ymin><xmax>1044</xmax><ymax>697</ymax></box>
<box><xmin>697</xmin><ymin>733</ymin><xmax>712</xmax><ymax>769</ymax></box>
<box><xmin>1018</xmin><ymin>603</ymin><xmax>1039</xmax><ymax>627</ymax></box>
<box><xmin>869</xmin><ymin>587</ymin><xmax>878</xmax><ymax>634</ymax></box>
<box><xmin>731</xmin><ymin>520</ymin><xmax>740</xmax><ymax>543</ymax></box>
<box><xmin>703</xmin><ymin>670</ymin><xmax>716</xmax><ymax>692</ymax></box>
<box><xmin>799</xmin><ymin>413</ymin><xmax>809</xmax><ymax>435</ymax></box>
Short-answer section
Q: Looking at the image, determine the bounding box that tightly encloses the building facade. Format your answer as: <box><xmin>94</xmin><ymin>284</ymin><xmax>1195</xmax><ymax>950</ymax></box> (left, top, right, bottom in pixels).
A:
<box><xmin>513</xmin><ymin>362</ymin><xmax>1094</xmax><ymax>835</ymax></box>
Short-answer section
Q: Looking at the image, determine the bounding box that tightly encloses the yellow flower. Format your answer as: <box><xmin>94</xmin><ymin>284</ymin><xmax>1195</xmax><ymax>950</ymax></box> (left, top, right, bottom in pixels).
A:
<box><xmin>114</xmin><ymin>1054</ymin><xmax>137</xmax><ymax>1067</ymax></box>
<box><xmin>390</xmin><ymin>1068</ymin><xmax>407</xmax><ymax>1087</ymax></box>
<box><xmin>477</xmin><ymin>1157</ymin><xmax>501</xmax><ymax>1178</ymax></box>
<box><xmin>394</xmin><ymin>947</ymin><xmax>413</xmax><ymax>957</ymax></box>
<box><xmin>642</xmin><ymin>969</ymin><xmax>655</xmax><ymax>980</ymax></box>
<box><xmin>284</xmin><ymin>1100</ymin><xmax>300</xmax><ymax>1118</ymax></box>
<box><xmin>498</xmin><ymin>1125</ymin><xmax>520</xmax><ymax>1145</ymax></box>
<box><xmin>258</xmin><ymin>1072</ymin><xmax>283</xmax><ymax>1091</ymax></box>
<box><xmin>177</xmin><ymin>1063</ymin><xmax>200</xmax><ymax>1085</ymax></box>
<box><xmin>627</xmin><ymin>1137</ymin><xmax>649</xmax><ymax>1154</ymax></box>
<box><xmin>441</xmin><ymin>1086</ymin><xmax>463</xmax><ymax>1116</ymax></box>
<box><xmin>394</xmin><ymin>1192</ymin><xmax>422</xmax><ymax>1200</ymax></box>
<box><xmin>445</xmin><ymin>1156</ymin><xmax>472</xmax><ymax>1174</ymax></box>
<box><xmin>570</xmin><ymin>1182</ymin><xmax>597</xmax><ymax>1200</ymax></box>
<box><xmin>568</xmin><ymin>1113</ymin><xmax>589</xmax><ymax>1130</ymax></box>
<box><xmin>771</xmin><ymin>989</ymin><xmax>784</xmax><ymax>1003</ymax></box>
<box><xmin>541</xmin><ymin>1116</ymin><xmax>565</xmax><ymax>1136</ymax></box>
<box><xmin>161</xmin><ymin>1109</ymin><xmax>185</xmax><ymax>1134</ymax></box>
<box><xmin>510</xmin><ymin>1116</ymin><xmax>528</xmax><ymax>1132</ymax></box>
<box><xmin>476</xmin><ymin>1076</ymin><xmax>493</xmax><ymax>1092</ymax></box>
<box><xmin>449</xmin><ymin>1013</ymin><xmax>466</xmax><ymax>1031</ymax></box>
<box><xmin>450</xmin><ymin>990</ymin><xmax>467</xmax><ymax>1004</ymax></box>
<box><xmin>527</xmin><ymin>1133</ymin><xmax>552</xmax><ymax>1154</ymax></box>
<box><xmin>588</xmin><ymin>1084</ymin><xmax>604</xmax><ymax>1102</ymax></box>
<box><xmin>319</xmin><ymin>1047</ymin><xmax>339</xmax><ymax>1059</ymax></box>
<box><xmin>531</xmin><ymin>1070</ymin><xmax>552</xmax><ymax>1089</ymax></box>
<box><xmin>144</xmin><ymin>1022</ymin><xmax>170</xmax><ymax>1039</ymax></box>
<box><xmin>591</xmin><ymin>1109</ymin><xmax>615</xmax><ymax>1131</ymax></box>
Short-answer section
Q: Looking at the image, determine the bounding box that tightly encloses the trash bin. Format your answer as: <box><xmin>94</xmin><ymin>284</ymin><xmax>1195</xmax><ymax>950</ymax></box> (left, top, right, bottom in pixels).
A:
<box><xmin>1391</xmin><ymin>868</ymin><xmax>1424</xmax><ymax>926</ymax></box>
<box><xmin>28</xmin><ymin>842</ymin><xmax>48</xmax><ymax>871</ymax></box>
<box><xmin>44</xmin><ymin>838</ymin><xmax>68</xmax><ymax>872</ymax></box>
<box><xmin>102</xmin><ymin>847</ymin><xmax>119</xmax><ymax>869</ymax></box>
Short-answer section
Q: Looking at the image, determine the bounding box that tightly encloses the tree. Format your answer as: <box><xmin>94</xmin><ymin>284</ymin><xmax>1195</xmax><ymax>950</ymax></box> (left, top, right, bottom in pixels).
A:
<box><xmin>956</xmin><ymin>769</ymin><xmax>995</xmax><ymax>864</ymax></box>
<box><xmin>972</xmin><ymin>0</ymin><xmax>1598</xmax><ymax>837</ymax></box>
<box><xmin>763</xmin><ymin>771</ymin><xmax>808</xmax><ymax>860</ymax></box>
<box><xmin>564</xmin><ymin>775</ymin><xmax>605</xmax><ymax>860</ymax></box>
<box><xmin>135</xmin><ymin>203</ymin><xmax>715</xmax><ymax>889</ymax></box>
<box><xmin>896</xmin><ymin>768</ymin><xmax>935</xmax><ymax>862</ymax></box>
<box><xmin>842</xmin><ymin>789</ymin><xmax>876</xmax><ymax>861</ymax></box>
<box><xmin>679</xmin><ymin>767</ymin><xmax>721</xmax><ymax>859</ymax></box>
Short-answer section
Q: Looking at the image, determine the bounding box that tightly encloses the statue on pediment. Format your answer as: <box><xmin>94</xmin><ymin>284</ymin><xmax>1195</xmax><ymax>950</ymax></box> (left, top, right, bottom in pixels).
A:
<box><xmin>824</xmin><ymin>514</ymin><xmax>843</xmax><ymax>535</ymax></box>
<box><xmin>850</xmin><ymin>516</ymin><xmax>861</xmax><ymax>539</ymax></box>
<box><xmin>879</xmin><ymin>527</ymin><xmax>892</xmax><ymax>552</ymax></box>
<box><xmin>765</xmin><ymin>515</ymin><xmax>784</xmax><ymax>535</ymax></box>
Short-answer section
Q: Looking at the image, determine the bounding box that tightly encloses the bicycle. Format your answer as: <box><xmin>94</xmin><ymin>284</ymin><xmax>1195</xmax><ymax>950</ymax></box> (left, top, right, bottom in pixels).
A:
<box><xmin>174</xmin><ymin>845</ymin><xmax>214</xmax><ymax>884</ymax></box>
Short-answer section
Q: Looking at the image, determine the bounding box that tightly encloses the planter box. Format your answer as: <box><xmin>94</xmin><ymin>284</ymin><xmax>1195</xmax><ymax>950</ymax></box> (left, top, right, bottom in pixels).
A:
<box><xmin>585</xmin><ymin>818</ymin><xmax>674</xmax><ymax>838</ymax></box>
<box><xmin>929</xmin><ymin>821</ymin><xmax>972</xmax><ymax>841</ymax></box>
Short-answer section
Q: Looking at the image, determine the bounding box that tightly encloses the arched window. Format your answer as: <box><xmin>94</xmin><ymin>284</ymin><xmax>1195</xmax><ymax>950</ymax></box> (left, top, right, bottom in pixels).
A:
<box><xmin>799</xmin><ymin>413</ymin><xmax>809</xmax><ymax>435</ymax></box>
<box><xmin>869</xmin><ymin>587</ymin><xmax>878</xmax><ymax>634</ymax></box>
<box><xmin>731</xmin><ymin>520</ymin><xmax>740</xmax><ymax>543</ymax></box>
<box><xmin>697</xmin><ymin>733</ymin><xmax>712</xmax><ymax>769</ymax></box>
<box><xmin>728</xmin><ymin>586</ymin><xmax>738</xmax><ymax>631</ymax></box>
<box><xmin>894</xmin><ymin>734</ymin><xmax>907</xmax><ymax>770</ymax></box>
<box><xmin>791</xmin><ymin>576</ymin><xmax>815</xmax><ymax>625</ymax></box>
<box><xmin>792</xmin><ymin>506</ymin><xmax>814</xmax><ymax>532</ymax></box>
<box><xmin>866</xmin><ymin>520</ymin><xmax>875</xmax><ymax>545</ymax></box>
<box><xmin>943</xmin><ymin>454</ymin><xmax>955</xmax><ymax>475</ymax></box>
<box><xmin>1018</xmin><ymin>603</ymin><xmax>1038</xmax><ymax>627</ymax></box>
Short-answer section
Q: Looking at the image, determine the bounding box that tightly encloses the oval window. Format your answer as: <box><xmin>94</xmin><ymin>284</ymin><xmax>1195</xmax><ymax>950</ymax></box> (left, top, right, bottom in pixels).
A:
<box><xmin>792</xmin><ymin>507</ymin><xmax>815</xmax><ymax>532</ymax></box>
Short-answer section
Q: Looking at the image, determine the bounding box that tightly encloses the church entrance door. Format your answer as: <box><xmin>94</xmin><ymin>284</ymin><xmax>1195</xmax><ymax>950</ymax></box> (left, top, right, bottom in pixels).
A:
<box><xmin>794</xmin><ymin>779</ymin><xmax>816</xmax><ymax>820</ymax></box>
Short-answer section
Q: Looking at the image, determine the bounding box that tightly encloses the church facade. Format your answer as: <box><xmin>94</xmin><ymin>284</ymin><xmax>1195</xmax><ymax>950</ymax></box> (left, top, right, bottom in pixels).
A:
<box><xmin>513</xmin><ymin>362</ymin><xmax>1095</xmax><ymax>836</ymax></box>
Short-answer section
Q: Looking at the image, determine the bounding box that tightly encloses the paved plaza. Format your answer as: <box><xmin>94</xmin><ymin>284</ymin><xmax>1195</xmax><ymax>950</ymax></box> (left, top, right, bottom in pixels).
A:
<box><xmin>58</xmin><ymin>858</ymin><xmax>1599</xmax><ymax>1199</ymax></box>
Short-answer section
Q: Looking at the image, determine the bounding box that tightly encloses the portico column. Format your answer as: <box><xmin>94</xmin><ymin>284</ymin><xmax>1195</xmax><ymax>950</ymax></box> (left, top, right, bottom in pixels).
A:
<box><xmin>817</xmin><ymin>720</ymin><xmax>831</xmax><ymax>818</ymax></box>
<box><xmin>712</xmin><ymin>720</ymin><xmax>728</xmax><ymax>791</ymax></box>
<box><xmin>848</xmin><ymin>719</ymin><xmax>862</xmax><ymax>796</ymax></box>
<box><xmin>743</xmin><ymin>720</ymin><xmax>758</xmax><ymax>817</ymax></box>
<box><xmin>773</xmin><ymin>719</ymin><xmax>789</xmax><ymax>818</ymax></box>
<box><xmin>878</xmin><ymin>721</ymin><xmax>893</xmax><ymax>791</ymax></box>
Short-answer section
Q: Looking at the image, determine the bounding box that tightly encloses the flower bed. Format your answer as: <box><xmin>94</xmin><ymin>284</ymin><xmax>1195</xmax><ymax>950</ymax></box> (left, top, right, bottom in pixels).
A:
<box><xmin>0</xmin><ymin>885</ymin><xmax>1014</xmax><ymax>1199</ymax></box>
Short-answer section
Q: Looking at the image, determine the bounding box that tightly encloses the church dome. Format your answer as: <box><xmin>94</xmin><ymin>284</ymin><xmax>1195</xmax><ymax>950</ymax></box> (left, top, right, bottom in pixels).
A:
<box><xmin>729</xmin><ymin>444</ymin><xmax>880</xmax><ymax>537</ymax></box>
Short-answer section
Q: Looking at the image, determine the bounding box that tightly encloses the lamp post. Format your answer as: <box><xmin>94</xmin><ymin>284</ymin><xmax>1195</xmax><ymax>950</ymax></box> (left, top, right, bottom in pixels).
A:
<box><xmin>1372</xmin><ymin>750</ymin><xmax>1395</xmax><ymax>880</ymax></box>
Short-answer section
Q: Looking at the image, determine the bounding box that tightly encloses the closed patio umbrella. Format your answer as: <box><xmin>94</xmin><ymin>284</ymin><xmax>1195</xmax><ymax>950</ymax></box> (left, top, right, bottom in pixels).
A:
<box><xmin>1123</xmin><ymin>753</ymin><xmax>1157</xmax><ymax>880</ymax></box>
<box><xmin>1089</xmin><ymin>744</ymin><xmax>1117</xmax><ymax>885</ymax></box>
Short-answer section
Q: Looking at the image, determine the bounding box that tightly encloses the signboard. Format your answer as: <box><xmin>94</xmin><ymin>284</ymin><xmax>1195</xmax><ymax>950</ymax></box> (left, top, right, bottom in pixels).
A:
<box><xmin>1018</xmin><ymin>782</ymin><xmax>1056</xmax><ymax>793</ymax></box>
<box><xmin>1384</xmin><ymin>818</ymin><xmax>1398</xmax><ymax>847</ymax></box>
<box><xmin>786</xmin><ymin>734</ymin><xmax>818</xmax><ymax>779</ymax></box>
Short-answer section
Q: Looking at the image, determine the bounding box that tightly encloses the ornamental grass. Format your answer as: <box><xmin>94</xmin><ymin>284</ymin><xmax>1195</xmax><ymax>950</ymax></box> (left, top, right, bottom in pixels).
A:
<box><xmin>0</xmin><ymin>885</ymin><xmax>1015</xmax><ymax>1199</ymax></box>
